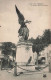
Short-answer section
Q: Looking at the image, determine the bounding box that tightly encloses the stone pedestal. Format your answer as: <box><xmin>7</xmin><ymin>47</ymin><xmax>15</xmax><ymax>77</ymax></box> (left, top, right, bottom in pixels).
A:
<box><xmin>15</xmin><ymin>41</ymin><xmax>35</xmax><ymax>74</ymax></box>
<box><xmin>16</xmin><ymin>41</ymin><xmax>34</xmax><ymax>63</ymax></box>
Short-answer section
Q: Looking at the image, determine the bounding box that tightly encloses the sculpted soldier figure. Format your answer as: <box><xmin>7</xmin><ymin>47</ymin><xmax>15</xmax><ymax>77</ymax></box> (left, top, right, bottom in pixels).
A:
<box><xmin>18</xmin><ymin>23</ymin><xmax>29</xmax><ymax>41</ymax></box>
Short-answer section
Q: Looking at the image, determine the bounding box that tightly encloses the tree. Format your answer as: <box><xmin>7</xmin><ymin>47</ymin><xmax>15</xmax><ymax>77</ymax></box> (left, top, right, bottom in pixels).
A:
<box><xmin>28</xmin><ymin>37</ymin><xmax>35</xmax><ymax>43</ymax></box>
<box><xmin>42</xmin><ymin>29</ymin><xmax>51</xmax><ymax>45</ymax></box>
<box><xmin>1</xmin><ymin>42</ymin><xmax>16</xmax><ymax>57</ymax></box>
<box><xmin>29</xmin><ymin>29</ymin><xmax>51</xmax><ymax>66</ymax></box>
<box><xmin>32</xmin><ymin>37</ymin><xmax>44</xmax><ymax>65</ymax></box>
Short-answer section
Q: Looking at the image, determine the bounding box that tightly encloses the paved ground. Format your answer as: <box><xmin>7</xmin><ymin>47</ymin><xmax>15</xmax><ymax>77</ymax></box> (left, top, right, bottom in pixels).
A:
<box><xmin>0</xmin><ymin>67</ymin><xmax>51</xmax><ymax>80</ymax></box>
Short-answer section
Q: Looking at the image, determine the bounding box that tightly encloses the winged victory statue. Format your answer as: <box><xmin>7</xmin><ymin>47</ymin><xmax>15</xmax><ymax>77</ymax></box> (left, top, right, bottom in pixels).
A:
<box><xmin>15</xmin><ymin>5</ymin><xmax>31</xmax><ymax>41</ymax></box>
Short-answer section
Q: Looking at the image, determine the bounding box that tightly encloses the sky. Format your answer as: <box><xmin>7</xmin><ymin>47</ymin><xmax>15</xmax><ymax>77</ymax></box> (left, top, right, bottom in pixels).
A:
<box><xmin>0</xmin><ymin>0</ymin><xmax>51</xmax><ymax>44</ymax></box>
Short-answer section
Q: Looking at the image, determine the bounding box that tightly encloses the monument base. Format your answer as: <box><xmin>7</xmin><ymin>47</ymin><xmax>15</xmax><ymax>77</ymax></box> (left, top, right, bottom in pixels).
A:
<box><xmin>16</xmin><ymin>41</ymin><xmax>34</xmax><ymax>63</ymax></box>
<box><xmin>14</xmin><ymin>41</ymin><xmax>35</xmax><ymax>74</ymax></box>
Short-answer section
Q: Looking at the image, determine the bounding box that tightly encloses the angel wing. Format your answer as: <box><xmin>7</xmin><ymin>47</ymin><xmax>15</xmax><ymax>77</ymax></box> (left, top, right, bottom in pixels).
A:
<box><xmin>15</xmin><ymin>5</ymin><xmax>25</xmax><ymax>25</ymax></box>
<box><xmin>15</xmin><ymin>5</ymin><xmax>31</xmax><ymax>25</ymax></box>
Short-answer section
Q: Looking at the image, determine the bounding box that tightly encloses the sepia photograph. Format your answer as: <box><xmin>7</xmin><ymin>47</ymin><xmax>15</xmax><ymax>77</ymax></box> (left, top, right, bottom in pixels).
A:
<box><xmin>0</xmin><ymin>0</ymin><xmax>51</xmax><ymax>80</ymax></box>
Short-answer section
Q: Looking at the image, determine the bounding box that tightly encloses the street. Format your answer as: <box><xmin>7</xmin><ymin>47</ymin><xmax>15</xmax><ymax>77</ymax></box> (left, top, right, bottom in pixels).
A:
<box><xmin>0</xmin><ymin>67</ymin><xmax>51</xmax><ymax>80</ymax></box>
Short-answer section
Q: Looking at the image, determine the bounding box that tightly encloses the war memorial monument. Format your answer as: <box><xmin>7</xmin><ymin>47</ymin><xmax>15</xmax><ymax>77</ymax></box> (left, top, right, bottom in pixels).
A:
<box><xmin>14</xmin><ymin>5</ymin><xmax>35</xmax><ymax>76</ymax></box>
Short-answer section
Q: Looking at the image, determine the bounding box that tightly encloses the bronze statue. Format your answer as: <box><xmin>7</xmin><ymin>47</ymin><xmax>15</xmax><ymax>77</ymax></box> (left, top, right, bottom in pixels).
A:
<box><xmin>15</xmin><ymin>5</ymin><xmax>31</xmax><ymax>41</ymax></box>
